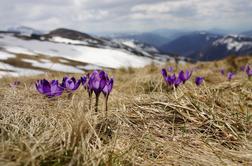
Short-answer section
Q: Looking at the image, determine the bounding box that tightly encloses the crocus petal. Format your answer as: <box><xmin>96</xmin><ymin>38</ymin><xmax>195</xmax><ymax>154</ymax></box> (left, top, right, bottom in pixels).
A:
<box><xmin>108</xmin><ymin>78</ymin><xmax>114</xmax><ymax>92</ymax></box>
<box><xmin>195</xmin><ymin>77</ymin><xmax>204</xmax><ymax>86</ymax></box>
<box><xmin>240</xmin><ymin>66</ymin><xmax>245</xmax><ymax>71</ymax></box>
<box><xmin>161</xmin><ymin>69</ymin><xmax>167</xmax><ymax>78</ymax></box>
<box><xmin>35</xmin><ymin>80</ymin><xmax>44</xmax><ymax>94</ymax></box>
<box><xmin>66</xmin><ymin>79</ymin><xmax>75</xmax><ymax>90</ymax></box>
<box><xmin>41</xmin><ymin>79</ymin><xmax>51</xmax><ymax>95</ymax></box>
<box><xmin>220</xmin><ymin>69</ymin><xmax>225</xmax><ymax>75</ymax></box>
<box><xmin>178</xmin><ymin>71</ymin><xmax>186</xmax><ymax>83</ymax></box>
<box><xmin>103</xmin><ymin>78</ymin><xmax>114</xmax><ymax>96</ymax></box>
<box><xmin>174</xmin><ymin>78</ymin><xmax>182</xmax><ymax>87</ymax></box>
<box><xmin>81</xmin><ymin>76</ymin><xmax>87</xmax><ymax>85</ymax></box>
<box><xmin>72</xmin><ymin>79</ymin><xmax>81</xmax><ymax>91</ymax></box>
<box><xmin>185</xmin><ymin>70</ymin><xmax>192</xmax><ymax>80</ymax></box>
<box><xmin>227</xmin><ymin>72</ymin><xmax>235</xmax><ymax>80</ymax></box>
<box><xmin>99</xmin><ymin>77</ymin><xmax>107</xmax><ymax>90</ymax></box>
<box><xmin>168</xmin><ymin>67</ymin><xmax>173</xmax><ymax>72</ymax></box>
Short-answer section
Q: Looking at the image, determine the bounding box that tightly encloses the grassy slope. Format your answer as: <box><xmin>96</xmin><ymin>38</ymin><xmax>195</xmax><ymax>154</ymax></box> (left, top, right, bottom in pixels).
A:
<box><xmin>0</xmin><ymin>56</ymin><xmax>252</xmax><ymax>165</ymax></box>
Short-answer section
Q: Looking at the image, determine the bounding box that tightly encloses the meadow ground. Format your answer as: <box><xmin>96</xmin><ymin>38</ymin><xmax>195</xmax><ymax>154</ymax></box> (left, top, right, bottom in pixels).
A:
<box><xmin>0</xmin><ymin>56</ymin><xmax>252</xmax><ymax>165</ymax></box>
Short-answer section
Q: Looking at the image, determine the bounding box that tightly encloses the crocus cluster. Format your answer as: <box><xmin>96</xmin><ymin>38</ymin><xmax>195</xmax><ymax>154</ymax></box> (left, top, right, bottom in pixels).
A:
<box><xmin>35</xmin><ymin>70</ymin><xmax>113</xmax><ymax>112</ymax></box>
<box><xmin>86</xmin><ymin>70</ymin><xmax>114</xmax><ymax>112</ymax></box>
<box><xmin>220</xmin><ymin>69</ymin><xmax>235</xmax><ymax>81</ymax></box>
<box><xmin>161</xmin><ymin>68</ymin><xmax>192</xmax><ymax>88</ymax></box>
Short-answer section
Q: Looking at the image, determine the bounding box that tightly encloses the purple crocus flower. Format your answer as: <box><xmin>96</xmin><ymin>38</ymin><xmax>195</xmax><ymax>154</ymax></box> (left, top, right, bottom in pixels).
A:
<box><xmin>227</xmin><ymin>72</ymin><xmax>235</xmax><ymax>81</ymax></box>
<box><xmin>35</xmin><ymin>79</ymin><xmax>64</xmax><ymax>98</ymax></box>
<box><xmin>161</xmin><ymin>69</ymin><xmax>190</xmax><ymax>88</ymax></box>
<box><xmin>168</xmin><ymin>66</ymin><xmax>174</xmax><ymax>72</ymax></box>
<box><xmin>87</xmin><ymin>70</ymin><xmax>107</xmax><ymax>112</ymax></box>
<box><xmin>240</xmin><ymin>66</ymin><xmax>246</xmax><ymax>71</ymax></box>
<box><xmin>178</xmin><ymin>70</ymin><xmax>192</xmax><ymax>83</ymax></box>
<box><xmin>220</xmin><ymin>69</ymin><xmax>225</xmax><ymax>75</ymax></box>
<box><xmin>102</xmin><ymin>78</ymin><xmax>114</xmax><ymax>113</ymax></box>
<box><xmin>61</xmin><ymin>76</ymin><xmax>81</xmax><ymax>92</ymax></box>
<box><xmin>161</xmin><ymin>69</ymin><xmax>167</xmax><ymax>78</ymax></box>
<box><xmin>88</xmin><ymin>70</ymin><xmax>107</xmax><ymax>96</ymax></box>
<box><xmin>102</xmin><ymin>78</ymin><xmax>114</xmax><ymax>97</ymax></box>
<box><xmin>195</xmin><ymin>77</ymin><xmax>204</xmax><ymax>86</ymax></box>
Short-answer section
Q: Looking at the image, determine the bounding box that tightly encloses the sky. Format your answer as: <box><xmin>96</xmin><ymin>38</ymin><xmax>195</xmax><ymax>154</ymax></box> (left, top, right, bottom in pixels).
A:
<box><xmin>0</xmin><ymin>0</ymin><xmax>252</xmax><ymax>33</ymax></box>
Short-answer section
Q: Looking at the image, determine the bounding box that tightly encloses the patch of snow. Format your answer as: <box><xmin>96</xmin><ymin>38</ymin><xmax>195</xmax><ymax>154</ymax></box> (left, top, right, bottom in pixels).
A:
<box><xmin>5</xmin><ymin>46</ymin><xmax>36</xmax><ymax>55</ymax></box>
<box><xmin>121</xmin><ymin>40</ymin><xmax>137</xmax><ymax>48</ymax></box>
<box><xmin>0</xmin><ymin>34</ymin><xmax>153</xmax><ymax>69</ymax></box>
<box><xmin>58</xmin><ymin>59</ymin><xmax>69</xmax><ymax>63</ymax></box>
<box><xmin>113</xmin><ymin>39</ymin><xmax>159</xmax><ymax>55</ymax></box>
<box><xmin>21</xmin><ymin>59</ymin><xmax>84</xmax><ymax>73</ymax></box>
<box><xmin>50</xmin><ymin>36</ymin><xmax>88</xmax><ymax>45</ymax></box>
<box><xmin>0</xmin><ymin>51</ymin><xmax>16</xmax><ymax>60</ymax></box>
<box><xmin>213</xmin><ymin>37</ymin><xmax>252</xmax><ymax>51</ymax></box>
<box><xmin>77</xmin><ymin>64</ymin><xmax>101</xmax><ymax>70</ymax></box>
<box><xmin>0</xmin><ymin>62</ymin><xmax>44</xmax><ymax>78</ymax></box>
<box><xmin>39</xmin><ymin>59</ymin><xmax>51</xmax><ymax>63</ymax></box>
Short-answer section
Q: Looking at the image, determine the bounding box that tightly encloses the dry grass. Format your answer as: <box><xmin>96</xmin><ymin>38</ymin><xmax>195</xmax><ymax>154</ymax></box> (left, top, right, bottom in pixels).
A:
<box><xmin>0</xmin><ymin>56</ymin><xmax>252</xmax><ymax>166</ymax></box>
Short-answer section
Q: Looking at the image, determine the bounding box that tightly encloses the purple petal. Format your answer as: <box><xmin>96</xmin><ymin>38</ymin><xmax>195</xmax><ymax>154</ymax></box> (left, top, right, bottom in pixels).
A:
<box><xmin>168</xmin><ymin>66</ymin><xmax>173</xmax><ymax>72</ymax></box>
<box><xmin>227</xmin><ymin>72</ymin><xmax>235</xmax><ymax>81</ymax></box>
<box><xmin>103</xmin><ymin>78</ymin><xmax>114</xmax><ymax>96</ymax></box>
<box><xmin>35</xmin><ymin>80</ymin><xmax>44</xmax><ymax>94</ymax></box>
<box><xmin>81</xmin><ymin>76</ymin><xmax>87</xmax><ymax>85</ymax></box>
<box><xmin>41</xmin><ymin>79</ymin><xmax>51</xmax><ymax>95</ymax></box>
<box><xmin>195</xmin><ymin>77</ymin><xmax>204</xmax><ymax>86</ymax></box>
<box><xmin>174</xmin><ymin>78</ymin><xmax>182</xmax><ymax>87</ymax></box>
<box><xmin>72</xmin><ymin>79</ymin><xmax>81</xmax><ymax>91</ymax></box>
<box><xmin>220</xmin><ymin>69</ymin><xmax>225</xmax><ymax>75</ymax></box>
<box><xmin>240</xmin><ymin>66</ymin><xmax>246</xmax><ymax>71</ymax></box>
<box><xmin>178</xmin><ymin>71</ymin><xmax>186</xmax><ymax>83</ymax></box>
<box><xmin>185</xmin><ymin>70</ymin><xmax>192</xmax><ymax>80</ymax></box>
<box><xmin>50</xmin><ymin>81</ymin><xmax>64</xmax><ymax>97</ymax></box>
<box><xmin>161</xmin><ymin>69</ymin><xmax>167</xmax><ymax>78</ymax></box>
<box><xmin>66</xmin><ymin>79</ymin><xmax>75</xmax><ymax>90</ymax></box>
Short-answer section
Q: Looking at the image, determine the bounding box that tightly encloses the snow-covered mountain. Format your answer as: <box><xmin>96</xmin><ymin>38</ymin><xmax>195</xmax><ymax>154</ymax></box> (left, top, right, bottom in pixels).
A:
<box><xmin>197</xmin><ymin>35</ymin><xmax>252</xmax><ymax>60</ymax></box>
<box><xmin>159</xmin><ymin>32</ymin><xmax>252</xmax><ymax>61</ymax></box>
<box><xmin>0</xmin><ymin>28</ymin><xmax>172</xmax><ymax>78</ymax></box>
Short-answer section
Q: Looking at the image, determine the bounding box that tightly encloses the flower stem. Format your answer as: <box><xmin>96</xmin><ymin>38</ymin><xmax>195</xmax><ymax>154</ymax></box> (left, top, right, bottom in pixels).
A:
<box><xmin>95</xmin><ymin>94</ymin><xmax>100</xmax><ymax>112</ymax></box>
<box><xmin>88</xmin><ymin>92</ymin><xmax>92</xmax><ymax>110</ymax></box>
<box><xmin>105</xmin><ymin>95</ymin><xmax>109</xmax><ymax>114</ymax></box>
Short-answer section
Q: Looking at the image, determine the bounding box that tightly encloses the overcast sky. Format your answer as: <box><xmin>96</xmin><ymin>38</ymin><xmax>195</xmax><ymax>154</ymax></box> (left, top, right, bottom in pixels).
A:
<box><xmin>0</xmin><ymin>0</ymin><xmax>252</xmax><ymax>33</ymax></box>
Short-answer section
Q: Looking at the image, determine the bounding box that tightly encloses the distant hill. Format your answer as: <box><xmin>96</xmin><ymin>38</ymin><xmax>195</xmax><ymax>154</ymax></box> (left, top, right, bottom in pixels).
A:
<box><xmin>7</xmin><ymin>26</ymin><xmax>44</xmax><ymax>36</ymax></box>
<box><xmin>159</xmin><ymin>32</ymin><xmax>222</xmax><ymax>57</ymax></box>
<box><xmin>105</xmin><ymin>32</ymin><xmax>169</xmax><ymax>48</ymax></box>
<box><xmin>195</xmin><ymin>35</ymin><xmax>252</xmax><ymax>60</ymax></box>
<box><xmin>240</xmin><ymin>30</ymin><xmax>252</xmax><ymax>37</ymax></box>
<box><xmin>159</xmin><ymin>31</ymin><xmax>252</xmax><ymax>61</ymax></box>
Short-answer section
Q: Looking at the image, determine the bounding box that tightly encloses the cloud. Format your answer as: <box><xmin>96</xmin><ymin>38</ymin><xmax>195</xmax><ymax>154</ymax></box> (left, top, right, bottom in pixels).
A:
<box><xmin>0</xmin><ymin>0</ymin><xmax>251</xmax><ymax>33</ymax></box>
